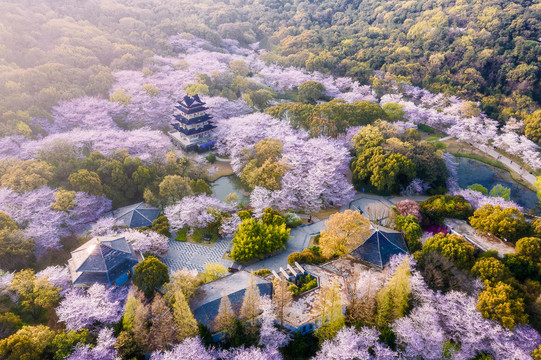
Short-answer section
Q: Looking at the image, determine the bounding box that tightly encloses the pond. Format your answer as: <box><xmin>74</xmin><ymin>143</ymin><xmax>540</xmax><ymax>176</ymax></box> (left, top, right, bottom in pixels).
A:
<box><xmin>455</xmin><ymin>157</ymin><xmax>538</xmax><ymax>210</ymax></box>
<box><xmin>211</xmin><ymin>175</ymin><xmax>250</xmax><ymax>204</ymax></box>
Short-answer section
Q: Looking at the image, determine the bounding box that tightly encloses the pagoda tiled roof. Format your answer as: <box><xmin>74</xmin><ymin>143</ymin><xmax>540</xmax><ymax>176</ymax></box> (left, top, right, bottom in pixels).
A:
<box><xmin>178</xmin><ymin>94</ymin><xmax>205</xmax><ymax>108</ymax></box>
<box><xmin>113</xmin><ymin>202</ymin><xmax>160</xmax><ymax>228</ymax></box>
<box><xmin>174</xmin><ymin>113</ymin><xmax>213</xmax><ymax>125</ymax></box>
<box><xmin>350</xmin><ymin>229</ymin><xmax>408</xmax><ymax>268</ymax></box>
<box><xmin>69</xmin><ymin>236</ymin><xmax>139</xmax><ymax>286</ymax></box>
<box><xmin>172</xmin><ymin>123</ymin><xmax>216</xmax><ymax>136</ymax></box>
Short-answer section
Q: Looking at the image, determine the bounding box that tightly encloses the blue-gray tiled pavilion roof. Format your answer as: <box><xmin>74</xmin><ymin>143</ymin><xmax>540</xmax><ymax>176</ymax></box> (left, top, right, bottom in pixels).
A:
<box><xmin>350</xmin><ymin>229</ymin><xmax>409</xmax><ymax>268</ymax></box>
<box><xmin>190</xmin><ymin>271</ymin><xmax>272</xmax><ymax>331</ymax></box>
<box><xmin>113</xmin><ymin>202</ymin><xmax>160</xmax><ymax>228</ymax></box>
<box><xmin>68</xmin><ymin>236</ymin><xmax>139</xmax><ymax>286</ymax></box>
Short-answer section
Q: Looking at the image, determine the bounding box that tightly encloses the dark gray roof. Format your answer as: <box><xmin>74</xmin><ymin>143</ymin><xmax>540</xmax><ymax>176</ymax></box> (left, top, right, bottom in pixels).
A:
<box><xmin>350</xmin><ymin>229</ymin><xmax>408</xmax><ymax>268</ymax></box>
<box><xmin>113</xmin><ymin>202</ymin><xmax>160</xmax><ymax>228</ymax></box>
<box><xmin>190</xmin><ymin>271</ymin><xmax>272</xmax><ymax>330</ymax></box>
<box><xmin>69</xmin><ymin>236</ymin><xmax>139</xmax><ymax>286</ymax></box>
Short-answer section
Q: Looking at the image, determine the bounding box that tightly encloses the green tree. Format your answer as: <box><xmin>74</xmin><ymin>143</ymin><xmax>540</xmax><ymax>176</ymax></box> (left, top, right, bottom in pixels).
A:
<box><xmin>422</xmin><ymin>233</ymin><xmax>475</xmax><ymax>270</ymax></box>
<box><xmin>319</xmin><ymin>210</ymin><xmax>371</xmax><ymax>258</ymax></box>
<box><xmin>395</xmin><ymin>215</ymin><xmax>422</xmax><ymax>251</ymax></box>
<box><xmin>184</xmin><ymin>83</ymin><xmax>210</xmax><ymax>96</ymax></box>
<box><xmin>122</xmin><ymin>291</ymin><xmax>141</xmax><ymax>332</ymax></box>
<box><xmin>468</xmin><ymin>184</ymin><xmax>488</xmax><ymax>195</ymax></box>
<box><xmin>419</xmin><ymin>195</ymin><xmax>473</xmax><ymax>224</ymax></box>
<box><xmin>243</xmin><ymin>89</ymin><xmax>274</xmax><ymax>110</ymax></box>
<box><xmin>48</xmin><ymin>329</ymin><xmax>91</xmax><ymax>360</ymax></box>
<box><xmin>68</xmin><ymin>169</ymin><xmax>103</xmax><ymax>195</ymax></box>
<box><xmin>489</xmin><ymin>184</ymin><xmax>511</xmax><ymax>200</ymax></box>
<box><xmin>0</xmin><ymin>325</ymin><xmax>55</xmax><ymax>360</ymax></box>
<box><xmin>8</xmin><ymin>270</ymin><xmax>60</xmax><ymax>320</ymax></box>
<box><xmin>142</xmin><ymin>83</ymin><xmax>159</xmax><ymax>97</ymax></box>
<box><xmin>190</xmin><ymin>179</ymin><xmax>212</xmax><ymax>195</ymax></box>
<box><xmin>471</xmin><ymin>257</ymin><xmax>510</xmax><ymax>284</ymax></box>
<box><xmin>151</xmin><ymin>215</ymin><xmax>171</xmax><ymax>237</ymax></box>
<box><xmin>314</xmin><ymin>278</ymin><xmax>343</xmax><ymax>341</ymax></box>
<box><xmin>298</xmin><ymin>80</ymin><xmax>326</xmax><ymax>104</ymax></box>
<box><xmin>132</xmin><ymin>256</ymin><xmax>169</xmax><ymax>297</ymax></box>
<box><xmin>158</xmin><ymin>175</ymin><xmax>192</xmax><ymax>205</ymax></box>
<box><xmin>477</xmin><ymin>281</ymin><xmax>528</xmax><ymax>329</ymax></box>
<box><xmin>375</xmin><ymin>258</ymin><xmax>411</xmax><ymax>329</ymax></box>
<box><xmin>469</xmin><ymin>205</ymin><xmax>528</xmax><ymax>242</ymax></box>
<box><xmin>172</xmin><ymin>291</ymin><xmax>198</xmax><ymax>341</ymax></box>
<box><xmin>382</xmin><ymin>102</ymin><xmax>405</xmax><ymax>121</ymax></box>
<box><xmin>231</xmin><ymin>218</ymin><xmax>290</xmax><ymax>262</ymax></box>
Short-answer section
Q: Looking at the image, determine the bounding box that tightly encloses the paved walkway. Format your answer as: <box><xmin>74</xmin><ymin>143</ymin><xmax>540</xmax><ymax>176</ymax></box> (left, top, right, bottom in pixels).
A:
<box><xmin>161</xmin><ymin>236</ymin><xmax>233</xmax><ymax>273</ymax></box>
<box><xmin>473</xmin><ymin>143</ymin><xmax>537</xmax><ymax>187</ymax></box>
<box><xmin>161</xmin><ymin>193</ymin><xmax>429</xmax><ymax>273</ymax></box>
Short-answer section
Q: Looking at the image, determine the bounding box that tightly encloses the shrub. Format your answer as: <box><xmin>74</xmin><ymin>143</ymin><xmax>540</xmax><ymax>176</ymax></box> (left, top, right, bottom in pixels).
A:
<box><xmin>175</xmin><ymin>229</ymin><xmax>187</xmax><ymax>242</ymax></box>
<box><xmin>289</xmin><ymin>274</ymin><xmax>318</xmax><ymax>296</ymax></box>
<box><xmin>253</xmin><ymin>269</ymin><xmax>271</xmax><ymax>277</ymax></box>
<box><xmin>420</xmin><ymin>195</ymin><xmax>473</xmax><ymax>224</ymax></box>
<box><xmin>284</xmin><ymin>212</ymin><xmax>303</xmax><ymax>228</ymax></box>
<box><xmin>151</xmin><ymin>215</ymin><xmax>171</xmax><ymax>237</ymax></box>
<box><xmin>287</xmin><ymin>247</ymin><xmax>328</xmax><ymax>266</ymax></box>
<box><xmin>206</xmin><ymin>153</ymin><xmax>217</xmax><ymax>163</ymax></box>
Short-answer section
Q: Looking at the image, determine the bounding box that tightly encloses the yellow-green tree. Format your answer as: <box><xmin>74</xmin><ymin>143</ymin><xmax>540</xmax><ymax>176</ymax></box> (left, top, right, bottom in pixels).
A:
<box><xmin>471</xmin><ymin>257</ymin><xmax>510</xmax><ymax>284</ymax></box>
<box><xmin>515</xmin><ymin>237</ymin><xmax>541</xmax><ymax>262</ymax></box>
<box><xmin>525</xmin><ymin>110</ymin><xmax>541</xmax><ymax>144</ymax></box>
<box><xmin>158</xmin><ymin>175</ymin><xmax>192</xmax><ymax>205</ymax></box>
<box><xmin>110</xmin><ymin>88</ymin><xmax>132</xmax><ymax>105</ymax></box>
<box><xmin>231</xmin><ymin>218</ymin><xmax>290</xmax><ymax>262</ymax></box>
<box><xmin>229</xmin><ymin>60</ymin><xmax>250</xmax><ymax>76</ymax></box>
<box><xmin>240</xmin><ymin>138</ymin><xmax>287</xmax><ymax>191</ymax></box>
<box><xmin>314</xmin><ymin>278</ymin><xmax>344</xmax><ymax>343</ymax></box>
<box><xmin>8</xmin><ymin>270</ymin><xmax>60</xmax><ymax>320</ymax></box>
<box><xmin>0</xmin><ymin>325</ymin><xmax>55</xmax><ymax>360</ymax></box>
<box><xmin>0</xmin><ymin>160</ymin><xmax>53</xmax><ymax>193</ymax></box>
<box><xmin>272</xmin><ymin>278</ymin><xmax>293</xmax><ymax>328</ymax></box>
<box><xmin>202</xmin><ymin>262</ymin><xmax>229</xmax><ymax>283</ymax></box>
<box><xmin>50</xmin><ymin>189</ymin><xmax>76</xmax><ymax>211</ymax></box>
<box><xmin>477</xmin><ymin>281</ymin><xmax>528</xmax><ymax>329</ymax></box>
<box><xmin>469</xmin><ymin>205</ymin><xmax>529</xmax><ymax>242</ymax></box>
<box><xmin>240</xmin><ymin>274</ymin><xmax>261</xmax><ymax>327</ymax></box>
<box><xmin>162</xmin><ymin>269</ymin><xmax>200</xmax><ymax>305</ymax></box>
<box><xmin>68</xmin><ymin>169</ymin><xmax>103</xmax><ymax>195</ymax></box>
<box><xmin>319</xmin><ymin>210</ymin><xmax>371</xmax><ymax>257</ymax></box>
<box><xmin>375</xmin><ymin>258</ymin><xmax>411</xmax><ymax>329</ymax></box>
<box><xmin>213</xmin><ymin>292</ymin><xmax>236</xmax><ymax>334</ymax></box>
<box><xmin>172</xmin><ymin>291</ymin><xmax>198</xmax><ymax>341</ymax></box>
<box><xmin>298</xmin><ymin>80</ymin><xmax>325</xmax><ymax>104</ymax></box>
<box><xmin>422</xmin><ymin>233</ymin><xmax>475</xmax><ymax>269</ymax></box>
<box><xmin>149</xmin><ymin>294</ymin><xmax>175</xmax><ymax>351</ymax></box>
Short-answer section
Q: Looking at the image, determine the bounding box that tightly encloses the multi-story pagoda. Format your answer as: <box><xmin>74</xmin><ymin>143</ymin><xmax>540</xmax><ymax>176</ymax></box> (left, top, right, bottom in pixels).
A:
<box><xmin>169</xmin><ymin>94</ymin><xmax>216</xmax><ymax>152</ymax></box>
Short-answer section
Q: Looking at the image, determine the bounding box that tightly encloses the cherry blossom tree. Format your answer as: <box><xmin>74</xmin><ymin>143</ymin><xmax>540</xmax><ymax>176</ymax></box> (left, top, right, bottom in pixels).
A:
<box><xmin>56</xmin><ymin>284</ymin><xmax>126</xmax><ymax>331</ymax></box>
<box><xmin>150</xmin><ymin>337</ymin><xmax>215</xmax><ymax>360</ymax></box>
<box><xmin>49</xmin><ymin>97</ymin><xmax>123</xmax><ymax>134</ymax></box>
<box><xmin>121</xmin><ymin>229</ymin><xmax>169</xmax><ymax>256</ymax></box>
<box><xmin>453</xmin><ymin>188</ymin><xmax>523</xmax><ymax>211</ymax></box>
<box><xmin>36</xmin><ymin>266</ymin><xmax>72</xmax><ymax>296</ymax></box>
<box><xmin>89</xmin><ymin>217</ymin><xmax>125</xmax><ymax>237</ymax></box>
<box><xmin>66</xmin><ymin>328</ymin><xmax>118</xmax><ymax>360</ymax></box>
<box><xmin>314</xmin><ymin>327</ymin><xmax>397</xmax><ymax>360</ymax></box>
<box><xmin>165</xmin><ymin>195</ymin><xmax>235</xmax><ymax>230</ymax></box>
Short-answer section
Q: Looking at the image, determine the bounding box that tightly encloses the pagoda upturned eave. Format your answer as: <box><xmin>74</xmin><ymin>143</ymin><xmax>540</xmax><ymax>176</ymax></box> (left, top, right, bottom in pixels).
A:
<box><xmin>172</xmin><ymin>123</ymin><xmax>216</xmax><ymax>136</ymax></box>
<box><xmin>175</xmin><ymin>104</ymin><xmax>209</xmax><ymax>114</ymax></box>
<box><xmin>174</xmin><ymin>113</ymin><xmax>213</xmax><ymax>125</ymax></box>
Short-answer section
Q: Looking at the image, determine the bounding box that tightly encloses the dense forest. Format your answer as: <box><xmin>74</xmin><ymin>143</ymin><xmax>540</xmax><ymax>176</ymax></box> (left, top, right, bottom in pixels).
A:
<box><xmin>1</xmin><ymin>0</ymin><xmax>541</xmax><ymax>359</ymax></box>
<box><xmin>1</xmin><ymin>0</ymin><xmax>540</xmax><ymax>138</ymax></box>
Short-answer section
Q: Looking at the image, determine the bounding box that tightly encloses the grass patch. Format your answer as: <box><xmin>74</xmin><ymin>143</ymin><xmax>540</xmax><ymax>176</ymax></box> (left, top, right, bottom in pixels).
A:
<box><xmin>451</xmin><ymin>152</ymin><xmax>507</xmax><ymax>170</ymax></box>
<box><xmin>416</xmin><ymin>123</ymin><xmax>436</xmax><ymax>134</ymax></box>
